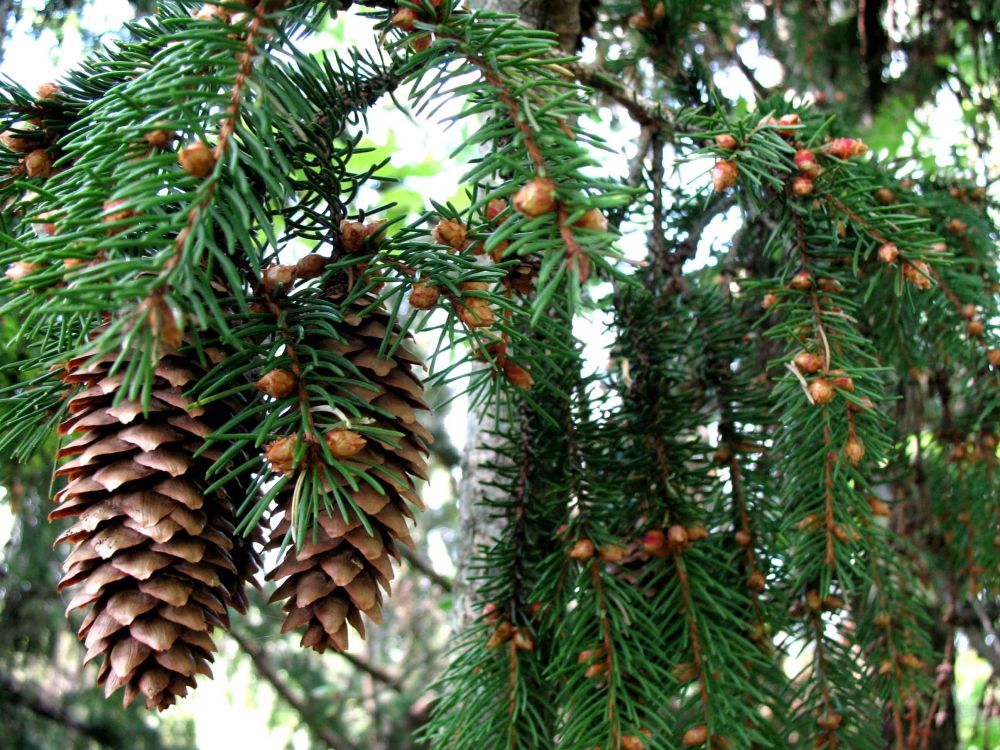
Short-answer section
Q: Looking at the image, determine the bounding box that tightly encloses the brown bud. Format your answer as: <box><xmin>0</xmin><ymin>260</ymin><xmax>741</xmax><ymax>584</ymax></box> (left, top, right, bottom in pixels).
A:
<box><xmin>873</xmin><ymin>612</ymin><xmax>891</xmax><ymax>628</ymax></box>
<box><xmin>256</xmin><ymin>369</ymin><xmax>297</xmax><ymax>398</ymax></box>
<box><xmin>599</xmin><ymin>544</ymin><xmax>628</xmax><ymax>563</ymax></box>
<box><xmin>24</xmin><ymin>149</ymin><xmax>52</xmax><ymax>178</ymax></box>
<box><xmin>144</xmin><ymin>128</ymin><xmax>175</xmax><ymax>149</ymax></box>
<box><xmin>324</xmin><ymin>429</ymin><xmax>367</xmax><ymax>458</ymax></box>
<box><xmin>808</xmin><ymin>378</ymin><xmax>835</xmax><ymax>405</ymax></box>
<box><xmin>874</xmin><ymin>188</ymin><xmax>895</xmax><ymax>205</ymax></box>
<box><xmin>340</xmin><ymin>220</ymin><xmax>368</xmax><ymax>252</ymax></box>
<box><xmin>794</xmin><ymin>351</ymin><xmax>823</xmax><ymax>374</ymax></box>
<box><xmin>667</xmin><ymin>525</ymin><xmax>688</xmax><ymax>551</ymax></box>
<box><xmin>178</xmin><ymin>141</ymin><xmax>216</xmax><ymax>177</ymax></box>
<box><xmin>569</xmin><ymin>539</ymin><xmax>595</xmax><ymax>561</ymax></box>
<box><xmin>681</xmin><ymin>724</ymin><xmax>708</xmax><ymax>746</ymax></box>
<box><xmin>408</xmin><ymin>32</ymin><xmax>432</xmax><ymax>52</ymax></box>
<box><xmin>432</xmin><ymin>218</ymin><xmax>468</xmax><ymax>251</ymax></box>
<box><xmin>4</xmin><ymin>261</ymin><xmax>42</xmax><ymax>282</ymax></box>
<box><xmin>946</xmin><ymin>218</ymin><xmax>967</xmax><ymax>237</ymax></box>
<box><xmin>734</xmin><ymin>530</ymin><xmax>751</xmax><ymax>548</ymax></box>
<box><xmin>513</xmin><ymin>177</ymin><xmax>557</xmax><ymax>217</ymax></box>
<box><xmin>686</xmin><ymin>526</ymin><xmax>708</xmax><ymax>542</ymax></box>
<box><xmin>987</xmin><ymin>349</ymin><xmax>1000</xmax><ymax>367</ymax></box>
<box><xmin>391</xmin><ymin>6</ymin><xmax>419</xmax><ymax>30</ymax></box>
<box><xmin>102</xmin><ymin>199</ymin><xmax>136</xmax><ymax>231</ymax></box>
<box><xmin>457</xmin><ymin>298</ymin><xmax>495</xmax><ymax>328</ymax></box>
<box><xmin>36</xmin><ymin>82</ymin><xmax>59</xmax><ymax>99</ymax></box>
<box><xmin>408</xmin><ymin>281</ymin><xmax>441</xmax><ymax>310</ymax></box>
<box><xmin>483</xmin><ymin>602</ymin><xmax>500</xmax><ymax>623</ymax></box>
<box><xmin>574</xmin><ymin>208</ymin><xmax>608</xmax><ymax>232</ymax></box>
<box><xmin>791</xmin><ymin>176</ymin><xmax>814</xmax><ymax>197</ymax></box>
<box><xmin>747</xmin><ymin>570</ymin><xmax>766</xmax><ymax>592</ymax></box>
<box><xmin>877</xmin><ymin>242</ymin><xmax>899</xmax><ymax>264</ymax></box>
<box><xmin>263</xmin><ymin>264</ymin><xmax>296</xmax><ymax>292</ymax></box>
<box><xmin>902</xmin><ymin>260</ymin><xmax>932</xmax><ymax>289</ymax></box>
<box><xmin>295</xmin><ymin>253</ymin><xmax>328</xmax><ymax>280</ymax></box>
<box><xmin>266</xmin><ymin>435</ymin><xmax>300</xmax><ymax>475</ymax></box>
<box><xmin>673</xmin><ymin>661</ymin><xmax>698</xmax><ymax>683</ymax></box>
<box><xmin>844</xmin><ymin>437</ymin><xmax>865</xmax><ymax>466</ymax></box>
<box><xmin>789</xmin><ymin>272</ymin><xmax>813</xmax><ymax>290</ymax></box>
<box><xmin>806</xmin><ymin>590</ymin><xmax>822</xmax><ymax>611</ymax></box>
<box><xmin>1</xmin><ymin>130</ymin><xmax>34</xmax><ymax>153</ymax></box>
<box><xmin>822</xmin><ymin>595</ymin><xmax>845</xmax><ymax>611</ymax></box>
<box><xmin>868</xmin><ymin>497</ymin><xmax>891</xmax><ymax>517</ymax></box>
<box><xmin>486</xmin><ymin>620</ymin><xmax>513</xmax><ymax>648</ymax></box>
<box><xmin>762</xmin><ymin>292</ymin><xmax>778</xmax><ymax>310</ymax></box>
<box><xmin>621</xmin><ymin>736</ymin><xmax>645</xmax><ymax>750</ymax></box>
<box><xmin>967</xmin><ymin>319</ymin><xmax>985</xmax><ymax>338</ymax></box>
<box><xmin>960</xmin><ymin>303</ymin><xmax>977</xmax><ymax>320</ymax></box>
<box><xmin>512</xmin><ymin>628</ymin><xmax>535</xmax><ymax>651</ymax></box>
<box><xmin>502</xmin><ymin>360</ymin><xmax>534</xmax><ymax>390</ymax></box>
<box><xmin>898</xmin><ymin>654</ymin><xmax>926</xmax><ymax>671</ymax></box>
<box><xmin>711</xmin><ymin>160</ymin><xmax>739</xmax><ymax>192</ymax></box>
<box><xmin>715</xmin><ymin>133</ymin><xmax>738</xmax><ymax>150</ymax></box>
<box><xmin>583</xmin><ymin>662</ymin><xmax>607</xmax><ymax>679</ymax></box>
<box><xmin>817</xmin><ymin>711</ymin><xmax>842</xmax><ymax>730</ymax></box>
<box><xmin>878</xmin><ymin>659</ymin><xmax>895</xmax><ymax>676</ymax></box>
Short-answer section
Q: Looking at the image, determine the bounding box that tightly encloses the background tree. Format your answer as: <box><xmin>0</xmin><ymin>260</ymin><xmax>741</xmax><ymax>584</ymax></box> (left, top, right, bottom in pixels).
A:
<box><xmin>0</xmin><ymin>0</ymin><xmax>997</xmax><ymax>749</ymax></box>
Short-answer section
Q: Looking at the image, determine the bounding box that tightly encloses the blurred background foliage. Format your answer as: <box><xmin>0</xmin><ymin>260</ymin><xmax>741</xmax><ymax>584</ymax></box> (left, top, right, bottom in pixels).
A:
<box><xmin>1</xmin><ymin>0</ymin><xmax>999</xmax><ymax>748</ymax></box>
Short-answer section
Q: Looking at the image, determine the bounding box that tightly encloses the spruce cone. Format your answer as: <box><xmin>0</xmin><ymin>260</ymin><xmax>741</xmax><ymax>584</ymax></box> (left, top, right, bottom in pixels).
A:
<box><xmin>266</xmin><ymin>300</ymin><xmax>429</xmax><ymax>652</ymax></box>
<box><xmin>52</xmin><ymin>342</ymin><xmax>259</xmax><ymax>710</ymax></box>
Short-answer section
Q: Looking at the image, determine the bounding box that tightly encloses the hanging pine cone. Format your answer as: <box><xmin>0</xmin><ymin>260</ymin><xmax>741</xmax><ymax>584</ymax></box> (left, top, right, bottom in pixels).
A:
<box><xmin>265</xmin><ymin>298</ymin><xmax>429</xmax><ymax>652</ymax></box>
<box><xmin>52</xmin><ymin>338</ymin><xmax>259</xmax><ymax>710</ymax></box>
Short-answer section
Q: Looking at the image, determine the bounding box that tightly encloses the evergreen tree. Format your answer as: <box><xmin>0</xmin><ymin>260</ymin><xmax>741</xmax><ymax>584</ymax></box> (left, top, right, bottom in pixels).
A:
<box><xmin>0</xmin><ymin>0</ymin><xmax>998</xmax><ymax>748</ymax></box>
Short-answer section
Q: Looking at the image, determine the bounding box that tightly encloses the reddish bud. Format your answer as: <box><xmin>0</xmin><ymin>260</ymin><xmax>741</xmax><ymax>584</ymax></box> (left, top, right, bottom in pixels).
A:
<box><xmin>569</xmin><ymin>539</ymin><xmax>595</xmax><ymax>560</ymax></box>
<box><xmin>486</xmin><ymin>198</ymin><xmax>507</xmax><ymax>222</ymax></box>
<box><xmin>715</xmin><ymin>133</ymin><xmax>738</xmax><ymax>150</ymax></box>
<box><xmin>391</xmin><ymin>6</ymin><xmax>419</xmax><ymax>30</ymax></box>
<box><xmin>711</xmin><ymin>160</ymin><xmax>739</xmax><ymax>192</ymax></box>
<box><xmin>794</xmin><ymin>149</ymin><xmax>819</xmax><ymax>176</ymax></box>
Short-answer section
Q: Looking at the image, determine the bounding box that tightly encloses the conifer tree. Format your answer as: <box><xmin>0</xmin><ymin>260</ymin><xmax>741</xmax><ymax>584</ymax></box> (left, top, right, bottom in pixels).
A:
<box><xmin>0</xmin><ymin>0</ymin><xmax>998</xmax><ymax>748</ymax></box>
